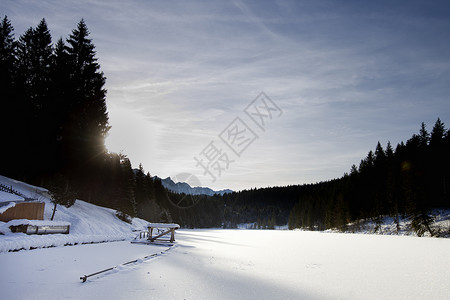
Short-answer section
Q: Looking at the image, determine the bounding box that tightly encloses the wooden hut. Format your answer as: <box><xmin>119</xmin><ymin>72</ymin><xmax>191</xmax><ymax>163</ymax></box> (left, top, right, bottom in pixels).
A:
<box><xmin>0</xmin><ymin>190</ymin><xmax>45</xmax><ymax>222</ymax></box>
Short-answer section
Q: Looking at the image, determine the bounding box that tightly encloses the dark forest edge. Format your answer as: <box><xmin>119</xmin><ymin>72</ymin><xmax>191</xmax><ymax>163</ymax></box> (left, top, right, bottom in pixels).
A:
<box><xmin>1</xmin><ymin>17</ymin><xmax>449</xmax><ymax>236</ymax></box>
<box><xmin>226</xmin><ymin>119</ymin><xmax>450</xmax><ymax>237</ymax></box>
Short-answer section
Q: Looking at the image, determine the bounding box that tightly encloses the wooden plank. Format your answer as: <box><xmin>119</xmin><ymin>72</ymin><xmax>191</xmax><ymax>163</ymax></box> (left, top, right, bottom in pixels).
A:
<box><xmin>9</xmin><ymin>224</ymin><xmax>70</xmax><ymax>235</ymax></box>
<box><xmin>0</xmin><ymin>202</ymin><xmax>45</xmax><ymax>222</ymax></box>
<box><xmin>148</xmin><ymin>223</ymin><xmax>180</xmax><ymax>229</ymax></box>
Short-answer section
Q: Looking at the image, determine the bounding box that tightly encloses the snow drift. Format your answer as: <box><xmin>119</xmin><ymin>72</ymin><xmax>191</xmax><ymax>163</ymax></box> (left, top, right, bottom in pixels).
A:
<box><xmin>0</xmin><ymin>175</ymin><xmax>150</xmax><ymax>252</ymax></box>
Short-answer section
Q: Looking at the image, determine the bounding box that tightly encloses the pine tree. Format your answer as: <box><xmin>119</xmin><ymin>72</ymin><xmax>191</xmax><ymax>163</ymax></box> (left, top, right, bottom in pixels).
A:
<box><xmin>13</xmin><ymin>19</ymin><xmax>54</xmax><ymax>180</ymax></box>
<box><xmin>134</xmin><ymin>163</ymin><xmax>146</xmax><ymax>205</ymax></box>
<box><xmin>110</xmin><ymin>154</ymin><xmax>137</xmax><ymax>219</ymax></box>
<box><xmin>418</xmin><ymin>122</ymin><xmax>429</xmax><ymax>147</ymax></box>
<box><xmin>430</xmin><ymin>118</ymin><xmax>445</xmax><ymax>147</ymax></box>
<box><xmin>385</xmin><ymin>141</ymin><xmax>394</xmax><ymax>158</ymax></box>
<box><xmin>16</xmin><ymin>19</ymin><xmax>52</xmax><ymax>108</ymax></box>
<box><xmin>32</xmin><ymin>19</ymin><xmax>53</xmax><ymax>101</ymax></box>
<box><xmin>49</xmin><ymin>38</ymin><xmax>71</xmax><ymax>173</ymax></box>
<box><xmin>359</xmin><ymin>150</ymin><xmax>374</xmax><ymax>172</ymax></box>
<box><xmin>122</xmin><ymin>157</ymin><xmax>137</xmax><ymax>217</ymax></box>
<box><xmin>65</xmin><ymin>19</ymin><xmax>110</xmax><ymax>168</ymax></box>
<box><xmin>33</xmin><ymin>19</ymin><xmax>54</xmax><ymax>178</ymax></box>
<box><xmin>374</xmin><ymin>142</ymin><xmax>386</xmax><ymax>164</ymax></box>
<box><xmin>134</xmin><ymin>163</ymin><xmax>158</xmax><ymax>220</ymax></box>
<box><xmin>444</xmin><ymin>128</ymin><xmax>450</xmax><ymax>145</ymax></box>
<box><xmin>47</xmin><ymin>173</ymin><xmax>77</xmax><ymax>220</ymax></box>
<box><xmin>428</xmin><ymin>118</ymin><xmax>448</xmax><ymax>208</ymax></box>
<box><xmin>0</xmin><ymin>16</ymin><xmax>16</xmax><ymax>90</ymax></box>
<box><xmin>10</xmin><ymin>26</ymin><xmax>36</xmax><ymax>179</ymax></box>
<box><xmin>0</xmin><ymin>16</ymin><xmax>19</xmax><ymax>178</ymax></box>
<box><xmin>61</xmin><ymin>19</ymin><xmax>110</xmax><ymax>201</ymax></box>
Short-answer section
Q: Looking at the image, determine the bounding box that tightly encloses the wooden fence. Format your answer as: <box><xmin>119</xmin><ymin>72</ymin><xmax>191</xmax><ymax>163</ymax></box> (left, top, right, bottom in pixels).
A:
<box><xmin>0</xmin><ymin>183</ymin><xmax>25</xmax><ymax>197</ymax></box>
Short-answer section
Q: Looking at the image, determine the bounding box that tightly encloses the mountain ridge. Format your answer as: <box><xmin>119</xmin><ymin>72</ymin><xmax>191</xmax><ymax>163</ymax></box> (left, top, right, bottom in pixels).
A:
<box><xmin>156</xmin><ymin>176</ymin><xmax>233</xmax><ymax>196</ymax></box>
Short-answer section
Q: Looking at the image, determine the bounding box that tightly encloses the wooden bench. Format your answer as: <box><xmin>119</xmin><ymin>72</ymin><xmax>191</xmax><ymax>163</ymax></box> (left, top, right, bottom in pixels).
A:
<box><xmin>147</xmin><ymin>223</ymin><xmax>180</xmax><ymax>243</ymax></box>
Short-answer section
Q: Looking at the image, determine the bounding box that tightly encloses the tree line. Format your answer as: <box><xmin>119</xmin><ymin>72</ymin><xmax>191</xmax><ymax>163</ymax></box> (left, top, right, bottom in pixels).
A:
<box><xmin>175</xmin><ymin>118</ymin><xmax>449</xmax><ymax>232</ymax></box>
<box><xmin>165</xmin><ymin>121</ymin><xmax>450</xmax><ymax>232</ymax></box>
<box><xmin>220</xmin><ymin>119</ymin><xmax>449</xmax><ymax>236</ymax></box>
<box><xmin>295</xmin><ymin>118</ymin><xmax>450</xmax><ymax>236</ymax></box>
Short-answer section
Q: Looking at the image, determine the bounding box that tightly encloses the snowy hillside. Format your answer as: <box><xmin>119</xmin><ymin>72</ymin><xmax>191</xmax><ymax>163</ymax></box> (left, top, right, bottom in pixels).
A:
<box><xmin>0</xmin><ymin>175</ymin><xmax>150</xmax><ymax>252</ymax></box>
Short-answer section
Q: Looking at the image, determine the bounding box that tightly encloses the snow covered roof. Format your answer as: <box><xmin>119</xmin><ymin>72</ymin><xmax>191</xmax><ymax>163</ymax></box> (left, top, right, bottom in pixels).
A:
<box><xmin>148</xmin><ymin>223</ymin><xmax>180</xmax><ymax>228</ymax></box>
<box><xmin>0</xmin><ymin>191</ymin><xmax>24</xmax><ymax>203</ymax></box>
<box><xmin>0</xmin><ymin>175</ymin><xmax>48</xmax><ymax>200</ymax></box>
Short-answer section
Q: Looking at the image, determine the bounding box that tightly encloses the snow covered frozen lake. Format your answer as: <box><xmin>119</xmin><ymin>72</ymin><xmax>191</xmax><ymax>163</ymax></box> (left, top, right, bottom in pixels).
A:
<box><xmin>1</xmin><ymin>229</ymin><xmax>448</xmax><ymax>299</ymax></box>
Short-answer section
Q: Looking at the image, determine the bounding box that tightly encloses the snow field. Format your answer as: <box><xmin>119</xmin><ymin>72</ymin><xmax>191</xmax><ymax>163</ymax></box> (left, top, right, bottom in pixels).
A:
<box><xmin>1</xmin><ymin>229</ymin><xmax>448</xmax><ymax>300</ymax></box>
<box><xmin>159</xmin><ymin>230</ymin><xmax>450</xmax><ymax>300</ymax></box>
<box><xmin>0</xmin><ymin>241</ymin><xmax>171</xmax><ymax>299</ymax></box>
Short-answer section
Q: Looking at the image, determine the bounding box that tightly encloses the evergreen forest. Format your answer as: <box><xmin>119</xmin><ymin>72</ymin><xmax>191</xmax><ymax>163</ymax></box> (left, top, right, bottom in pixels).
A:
<box><xmin>223</xmin><ymin>119</ymin><xmax>450</xmax><ymax>236</ymax></box>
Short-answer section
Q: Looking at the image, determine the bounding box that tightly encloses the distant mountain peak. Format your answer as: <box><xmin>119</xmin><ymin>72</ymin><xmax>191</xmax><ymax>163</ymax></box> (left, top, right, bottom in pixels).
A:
<box><xmin>157</xmin><ymin>176</ymin><xmax>232</xmax><ymax>196</ymax></box>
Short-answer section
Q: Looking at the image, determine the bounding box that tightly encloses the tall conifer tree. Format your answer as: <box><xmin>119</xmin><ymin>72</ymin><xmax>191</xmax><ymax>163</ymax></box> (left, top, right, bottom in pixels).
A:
<box><xmin>0</xmin><ymin>16</ymin><xmax>18</xmax><ymax>178</ymax></box>
<box><xmin>65</xmin><ymin>19</ymin><xmax>110</xmax><ymax>167</ymax></box>
<box><xmin>62</xmin><ymin>19</ymin><xmax>110</xmax><ymax>199</ymax></box>
<box><xmin>0</xmin><ymin>16</ymin><xmax>16</xmax><ymax>91</ymax></box>
<box><xmin>68</xmin><ymin>19</ymin><xmax>109</xmax><ymax>141</ymax></box>
<box><xmin>430</xmin><ymin>118</ymin><xmax>445</xmax><ymax>147</ymax></box>
<box><xmin>14</xmin><ymin>19</ymin><xmax>53</xmax><ymax>180</ymax></box>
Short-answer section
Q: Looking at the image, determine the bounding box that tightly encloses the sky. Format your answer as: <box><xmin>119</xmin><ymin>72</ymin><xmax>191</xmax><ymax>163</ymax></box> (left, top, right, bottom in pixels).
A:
<box><xmin>3</xmin><ymin>0</ymin><xmax>450</xmax><ymax>191</ymax></box>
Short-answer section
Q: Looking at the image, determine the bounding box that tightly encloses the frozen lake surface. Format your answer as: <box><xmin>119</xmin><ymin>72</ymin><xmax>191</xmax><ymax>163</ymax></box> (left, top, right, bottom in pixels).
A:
<box><xmin>1</xmin><ymin>229</ymin><xmax>449</xmax><ymax>299</ymax></box>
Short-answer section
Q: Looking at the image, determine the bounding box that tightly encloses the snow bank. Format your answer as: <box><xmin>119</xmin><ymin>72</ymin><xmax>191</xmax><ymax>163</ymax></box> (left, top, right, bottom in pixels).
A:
<box><xmin>337</xmin><ymin>210</ymin><xmax>450</xmax><ymax>237</ymax></box>
<box><xmin>0</xmin><ymin>175</ymin><xmax>48</xmax><ymax>199</ymax></box>
<box><xmin>0</xmin><ymin>191</ymin><xmax>24</xmax><ymax>203</ymax></box>
<box><xmin>5</xmin><ymin>219</ymin><xmax>71</xmax><ymax>227</ymax></box>
<box><xmin>0</xmin><ymin>201</ymin><xmax>16</xmax><ymax>214</ymax></box>
<box><xmin>0</xmin><ymin>199</ymin><xmax>151</xmax><ymax>252</ymax></box>
<box><xmin>148</xmin><ymin>223</ymin><xmax>180</xmax><ymax>228</ymax></box>
<box><xmin>0</xmin><ymin>175</ymin><xmax>151</xmax><ymax>252</ymax></box>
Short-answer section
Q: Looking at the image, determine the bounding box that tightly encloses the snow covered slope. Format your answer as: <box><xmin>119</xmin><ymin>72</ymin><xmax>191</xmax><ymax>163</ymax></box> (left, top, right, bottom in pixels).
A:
<box><xmin>0</xmin><ymin>175</ymin><xmax>150</xmax><ymax>252</ymax></box>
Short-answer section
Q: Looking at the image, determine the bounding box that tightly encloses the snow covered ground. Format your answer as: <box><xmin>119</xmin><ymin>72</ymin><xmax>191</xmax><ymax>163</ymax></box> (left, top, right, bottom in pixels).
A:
<box><xmin>333</xmin><ymin>211</ymin><xmax>450</xmax><ymax>238</ymax></box>
<box><xmin>0</xmin><ymin>175</ymin><xmax>150</xmax><ymax>252</ymax></box>
<box><xmin>1</xmin><ymin>175</ymin><xmax>449</xmax><ymax>299</ymax></box>
<box><xmin>0</xmin><ymin>229</ymin><xmax>449</xmax><ymax>300</ymax></box>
